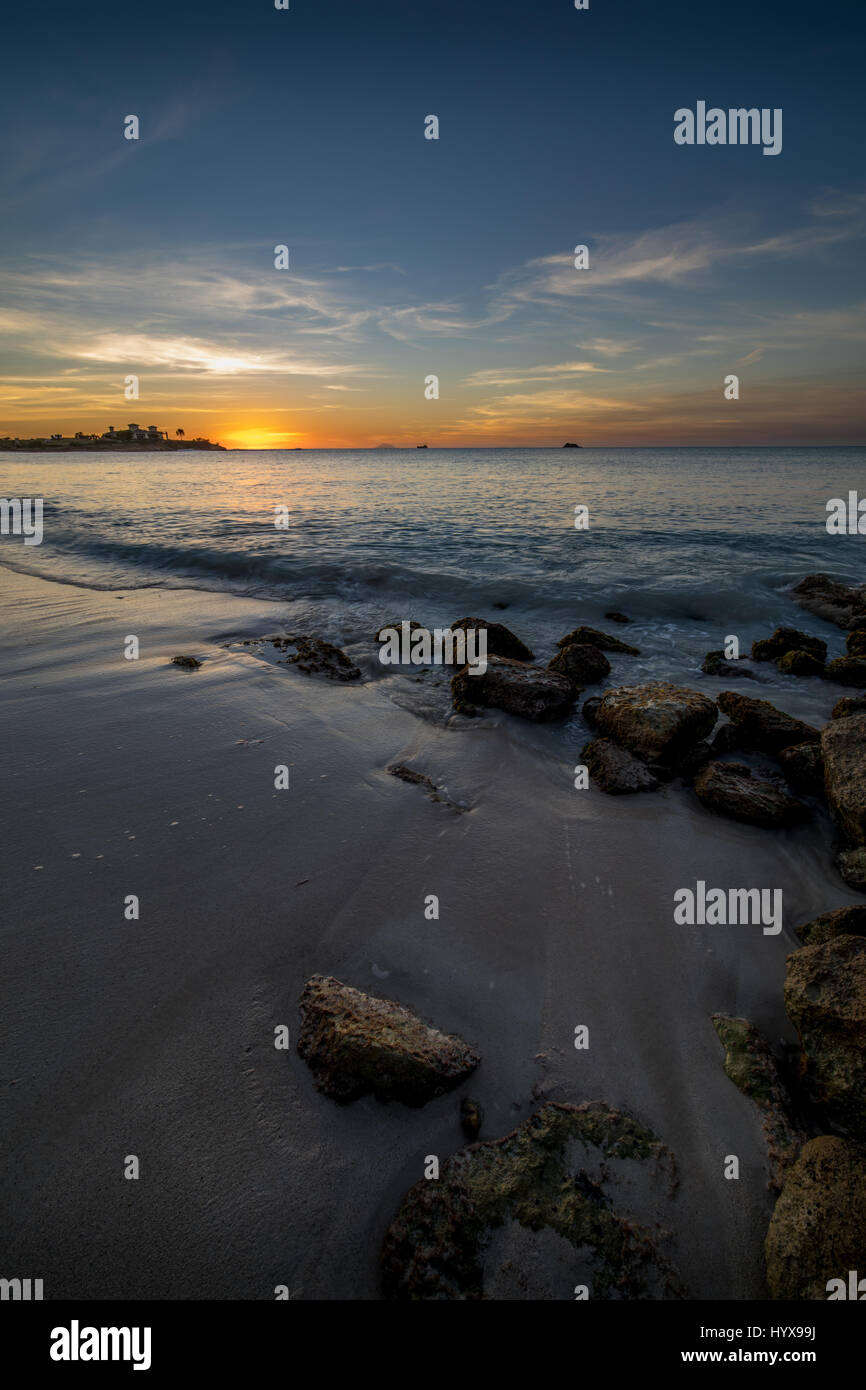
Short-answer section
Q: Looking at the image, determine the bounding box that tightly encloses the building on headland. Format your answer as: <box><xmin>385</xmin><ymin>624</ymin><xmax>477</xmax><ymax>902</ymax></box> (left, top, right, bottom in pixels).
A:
<box><xmin>101</xmin><ymin>423</ymin><xmax>168</xmax><ymax>442</ymax></box>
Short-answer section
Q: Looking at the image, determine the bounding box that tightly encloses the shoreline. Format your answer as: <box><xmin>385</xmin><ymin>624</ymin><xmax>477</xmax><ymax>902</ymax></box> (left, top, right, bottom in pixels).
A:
<box><xmin>1</xmin><ymin>565</ymin><xmax>862</xmax><ymax>1298</ymax></box>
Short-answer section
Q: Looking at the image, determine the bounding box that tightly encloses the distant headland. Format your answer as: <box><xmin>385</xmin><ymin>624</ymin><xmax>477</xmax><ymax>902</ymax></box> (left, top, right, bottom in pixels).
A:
<box><xmin>0</xmin><ymin>423</ymin><xmax>225</xmax><ymax>451</ymax></box>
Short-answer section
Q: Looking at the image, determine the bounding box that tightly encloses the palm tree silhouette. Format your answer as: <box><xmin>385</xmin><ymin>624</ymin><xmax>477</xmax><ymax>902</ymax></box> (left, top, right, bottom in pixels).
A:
<box><xmin>176</xmin><ymin>428</ymin><xmax>185</xmax><ymax>439</ymax></box>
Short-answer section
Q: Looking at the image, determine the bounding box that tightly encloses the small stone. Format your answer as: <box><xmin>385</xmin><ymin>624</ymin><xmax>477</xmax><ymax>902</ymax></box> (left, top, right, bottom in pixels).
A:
<box><xmin>460</xmin><ymin>1097</ymin><xmax>484</xmax><ymax>1140</ymax></box>
<box><xmin>291</xmin><ymin>638</ymin><xmax>361</xmax><ymax>682</ymax></box>
<box><xmin>451</xmin><ymin>656</ymin><xmax>575</xmax><ymax>721</ymax></box>
<box><xmin>778</xmin><ymin>649</ymin><xmax>825</xmax><ymax>677</ymax></box>
<box><xmin>751</xmin><ymin>627</ymin><xmax>827</xmax><ymax>664</ymax></box>
<box><xmin>824</xmin><ymin>656</ymin><xmax>866</xmax><ymax>686</ymax></box>
<box><xmin>604</xmin><ymin>611</ymin><xmax>630</xmax><ymax>624</ymax></box>
<box><xmin>170</xmin><ymin>654</ymin><xmax>201</xmax><ymax>669</ymax></box>
<box><xmin>556</xmin><ymin>625</ymin><xmax>640</xmax><ymax>655</ymax></box>
<box><xmin>450</xmin><ymin>617</ymin><xmax>534</xmax><ymax>662</ymax></box>
<box><xmin>595</xmin><ymin>682</ymin><xmax>717</xmax><ymax>763</ymax></box>
<box><xmin>716</xmin><ymin>691</ymin><xmax>820</xmax><ymax>754</ymax></box>
<box><xmin>548</xmin><ymin>642</ymin><xmax>610</xmax><ymax>687</ymax></box>
<box><xmin>777</xmin><ymin>742</ymin><xmax>825</xmax><ymax>795</ymax></box>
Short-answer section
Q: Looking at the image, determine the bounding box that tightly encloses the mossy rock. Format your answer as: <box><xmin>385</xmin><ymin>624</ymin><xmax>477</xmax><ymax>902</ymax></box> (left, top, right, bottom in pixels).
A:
<box><xmin>381</xmin><ymin>1102</ymin><xmax>680</xmax><ymax>1299</ymax></box>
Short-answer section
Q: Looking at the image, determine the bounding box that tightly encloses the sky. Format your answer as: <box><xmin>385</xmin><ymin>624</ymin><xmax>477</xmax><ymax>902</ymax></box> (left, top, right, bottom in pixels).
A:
<box><xmin>1</xmin><ymin>0</ymin><xmax>865</xmax><ymax>447</ymax></box>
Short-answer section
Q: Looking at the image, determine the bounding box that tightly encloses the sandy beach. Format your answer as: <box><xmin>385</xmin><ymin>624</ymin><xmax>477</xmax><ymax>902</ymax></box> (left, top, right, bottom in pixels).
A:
<box><xmin>2</xmin><ymin>561</ymin><xmax>861</xmax><ymax>1299</ymax></box>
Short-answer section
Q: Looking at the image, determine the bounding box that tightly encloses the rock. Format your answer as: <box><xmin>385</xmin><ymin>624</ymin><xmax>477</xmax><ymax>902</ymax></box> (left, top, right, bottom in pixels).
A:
<box><xmin>548</xmin><ymin>642</ymin><xmax>611</xmax><ymax>687</ymax></box>
<box><xmin>170</xmin><ymin>654</ymin><xmax>201</xmax><ymax>669</ymax></box>
<box><xmin>701</xmin><ymin>650</ymin><xmax>758</xmax><ymax>679</ymax></box>
<box><xmin>824</xmin><ymin>656</ymin><xmax>866</xmax><ymax>686</ymax></box>
<box><xmin>604</xmin><ymin>611</ymin><xmax>630</xmax><ymax>624</ymax></box>
<box><xmin>838</xmin><ymin>848</ymin><xmax>866</xmax><ymax>892</ymax></box>
<box><xmin>694</xmin><ymin>760</ymin><xmax>809</xmax><ymax>828</ymax></box>
<box><xmin>376</xmin><ymin>619</ymin><xmax>426</xmax><ymax>641</ymax></box>
<box><xmin>821</xmin><ymin>713</ymin><xmax>866</xmax><ymax>844</ymax></box>
<box><xmin>847</xmin><ymin>629</ymin><xmax>866</xmax><ymax>658</ymax></box>
<box><xmin>711</xmin><ymin>722</ymin><xmax>742</xmax><ymax>753</ymax></box>
<box><xmin>594</xmin><ymin>682</ymin><xmax>717</xmax><ymax>763</ymax></box>
<box><xmin>291</xmin><ymin>638</ymin><xmax>361</xmax><ymax>682</ymax></box>
<box><xmin>784</xmin><ymin>935</ymin><xmax>866</xmax><ymax>1136</ymax></box>
<box><xmin>716</xmin><ymin>690</ymin><xmax>820</xmax><ymax>754</ymax></box>
<box><xmin>556</xmin><ymin>625</ymin><xmax>640</xmax><ymax>656</ymax></box>
<box><xmin>712</xmin><ymin>1015</ymin><xmax>803</xmax><ymax>1189</ymax></box>
<box><xmin>297</xmin><ymin>976</ymin><xmax>480</xmax><ymax>1105</ymax></box>
<box><xmin>792</xmin><ymin>573</ymin><xmax>866</xmax><ymax>628</ymax></box>
<box><xmin>450</xmin><ymin>617</ymin><xmax>534</xmax><ymax>662</ymax></box>
<box><xmin>672</xmin><ymin>739</ymin><xmax>714</xmax><ymax>783</ymax></box>
<box><xmin>460</xmin><ymin>1097</ymin><xmax>484</xmax><ymax>1140</ymax></box>
<box><xmin>764</xmin><ymin>1136</ymin><xmax>866</xmax><ymax>1299</ymax></box>
<box><xmin>778</xmin><ymin>649</ymin><xmax>825</xmax><ymax>677</ymax></box>
<box><xmin>451</xmin><ymin>655</ymin><xmax>575</xmax><ymax>721</ymax></box>
<box><xmin>798</xmin><ymin>906</ymin><xmax>866</xmax><ymax>948</ymax></box>
<box><xmin>777</xmin><ymin>742</ymin><xmax>825</xmax><ymax>795</ymax></box>
<box><xmin>381</xmin><ymin>1102</ymin><xmax>678</xmax><ymax>1300</ymax></box>
<box><xmin>582</xmin><ymin>695</ymin><xmax>603</xmax><ymax>726</ymax></box>
<box><xmin>832</xmin><ymin>694</ymin><xmax>866</xmax><ymax>719</ymax></box>
<box><xmin>582</xmin><ymin>738</ymin><xmax>659</xmax><ymax>794</ymax></box>
<box><xmin>751</xmin><ymin>627</ymin><xmax>827</xmax><ymax>664</ymax></box>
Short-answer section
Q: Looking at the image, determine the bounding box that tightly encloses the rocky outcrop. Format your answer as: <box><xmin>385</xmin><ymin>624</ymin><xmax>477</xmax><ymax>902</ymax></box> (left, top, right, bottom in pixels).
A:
<box><xmin>583</xmin><ymin>738</ymin><xmax>660</xmax><ymax>794</ymax></box>
<box><xmin>784</xmin><ymin>935</ymin><xmax>866</xmax><ymax>1138</ymax></box>
<box><xmin>712</xmin><ymin>1015</ymin><xmax>803</xmax><ymax>1189</ymax></box>
<box><xmin>556</xmin><ymin>625</ymin><xmax>640</xmax><ymax>656</ymax></box>
<box><xmin>381</xmin><ymin>1102</ymin><xmax>679</xmax><ymax>1299</ymax></box>
<box><xmin>451</xmin><ymin>655</ymin><xmax>575</xmax><ymax>720</ymax></box>
<box><xmin>450</xmin><ymin>618</ymin><xmax>534</xmax><ymax>662</ymax></box>
<box><xmin>824</xmin><ymin>656</ymin><xmax>866</xmax><ymax>686</ymax></box>
<box><xmin>764</xmin><ymin>1136</ymin><xmax>866</xmax><ymax>1299</ymax></box>
<box><xmin>716</xmin><ymin>691</ymin><xmax>820</xmax><ymax>754</ymax></box>
<box><xmin>297</xmin><ymin>976</ymin><xmax>480</xmax><ymax>1105</ymax></box>
<box><xmin>751</xmin><ymin>627</ymin><xmax>827</xmax><ymax>664</ymax></box>
<box><xmin>594</xmin><ymin>683</ymin><xmax>717</xmax><ymax>763</ymax></box>
<box><xmin>791</xmin><ymin>573</ymin><xmax>866</xmax><ymax>628</ymax></box>
<box><xmin>838</xmin><ymin>848</ymin><xmax>866</xmax><ymax>892</ymax></box>
<box><xmin>778</xmin><ymin>649</ymin><xmax>825</xmax><ymax>677</ymax></box>
<box><xmin>777</xmin><ymin>742</ymin><xmax>825</xmax><ymax>795</ymax></box>
<box><xmin>548</xmin><ymin>642</ymin><xmax>611</xmax><ymax>686</ymax></box>
<box><xmin>291</xmin><ymin>638</ymin><xmax>362</xmax><ymax>681</ymax></box>
<box><xmin>798</xmin><ymin>905</ymin><xmax>866</xmax><ymax>948</ymax></box>
<box><xmin>701</xmin><ymin>651</ymin><xmax>758</xmax><ymax>679</ymax></box>
<box><xmin>821</xmin><ymin>712</ymin><xmax>866</xmax><ymax>845</ymax></box>
<box><xmin>694</xmin><ymin>761</ymin><xmax>808</xmax><ymax>828</ymax></box>
<box><xmin>832</xmin><ymin>694</ymin><xmax>866</xmax><ymax>719</ymax></box>
<box><xmin>847</xmin><ymin>629</ymin><xmax>866</xmax><ymax>658</ymax></box>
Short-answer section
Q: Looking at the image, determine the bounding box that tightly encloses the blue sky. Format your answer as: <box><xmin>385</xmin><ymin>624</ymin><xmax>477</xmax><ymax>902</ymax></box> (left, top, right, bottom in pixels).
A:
<box><xmin>1</xmin><ymin>0</ymin><xmax>864</xmax><ymax>444</ymax></box>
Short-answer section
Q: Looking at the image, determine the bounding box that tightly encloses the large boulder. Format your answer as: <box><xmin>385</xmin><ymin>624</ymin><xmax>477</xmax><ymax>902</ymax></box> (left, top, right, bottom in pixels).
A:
<box><xmin>752</xmin><ymin>627</ymin><xmax>827</xmax><ymax>664</ymax></box>
<box><xmin>556</xmin><ymin>625</ymin><xmax>640</xmax><ymax>655</ymax></box>
<box><xmin>716</xmin><ymin>690</ymin><xmax>820</xmax><ymax>754</ymax></box>
<box><xmin>824</xmin><ymin>656</ymin><xmax>866</xmax><ymax>686</ymax></box>
<box><xmin>381</xmin><ymin>1102</ymin><xmax>678</xmax><ymax>1299</ymax></box>
<box><xmin>798</xmin><ymin>905</ymin><xmax>866</xmax><ymax>948</ymax></box>
<box><xmin>291</xmin><ymin>637</ymin><xmax>361</xmax><ymax>681</ymax></box>
<box><xmin>791</xmin><ymin>573</ymin><xmax>866</xmax><ymax>628</ymax></box>
<box><xmin>777</xmin><ymin>742</ymin><xmax>825</xmax><ymax>795</ymax></box>
<box><xmin>764</xmin><ymin>1136</ymin><xmax>866</xmax><ymax>1299</ymax></box>
<box><xmin>594</xmin><ymin>682</ymin><xmax>717</xmax><ymax>763</ymax></box>
<box><xmin>548</xmin><ymin>642</ymin><xmax>611</xmax><ymax>687</ymax></box>
<box><xmin>451</xmin><ymin>655</ymin><xmax>575</xmax><ymax>720</ymax></box>
<box><xmin>583</xmin><ymin>738</ymin><xmax>659</xmax><ymax>794</ymax></box>
<box><xmin>821</xmin><ymin>712</ymin><xmax>866</xmax><ymax>845</ymax></box>
<box><xmin>694</xmin><ymin>761</ymin><xmax>808</xmax><ymax>828</ymax></box>
<box><xmin>784</xmin><ymin>935</ymin><xmax>866</xmax><ymax>1137</ymax></box>
<box><xmin>847</xmin><ymin>629</ymin><xmax>866</xmax><ymax>658</ymax></box>
<box><xmin>297</xmin><ymin>976</ymin><xmax>480</xmax><ymax>1105</ymax></box>
<box><xmin>450</xmin><ymin>617</ymin><xmax>533</xmax><ymax>662</ymax></box>
<box><xmin>712</xmin><ymin>1015</ymin><xmax>803</xmax><ymax>1189</ymax></box>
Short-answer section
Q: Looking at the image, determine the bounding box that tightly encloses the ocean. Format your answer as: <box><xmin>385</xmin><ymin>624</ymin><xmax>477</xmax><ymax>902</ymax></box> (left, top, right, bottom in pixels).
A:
<box><xmin>2</xmin><ymin>445</ymin><xmax>864</xmax><ymax>694</ymax></box>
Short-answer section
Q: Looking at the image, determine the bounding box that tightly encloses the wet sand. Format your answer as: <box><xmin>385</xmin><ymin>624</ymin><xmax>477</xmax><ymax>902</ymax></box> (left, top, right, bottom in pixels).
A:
<box><xmin>1</xmin><ymin>567</ymin><xmax>860</xmax><ymax>1299</ymax></box>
